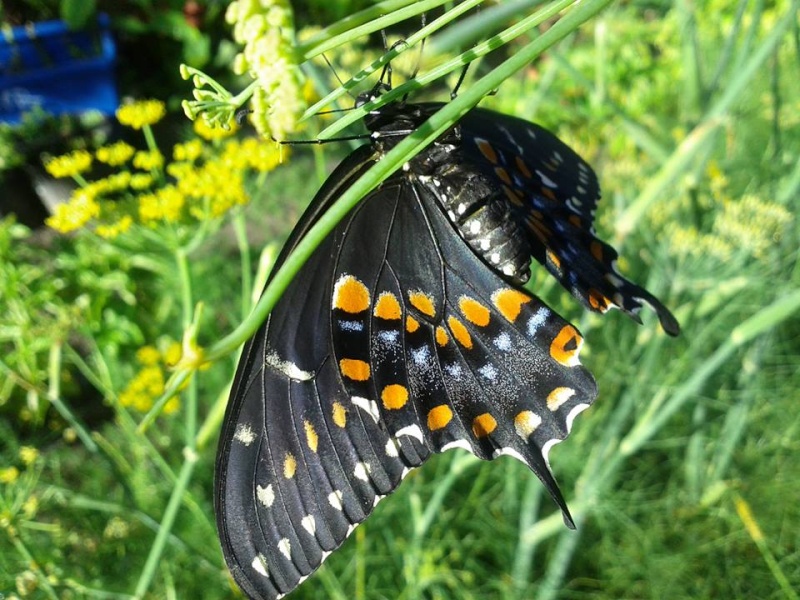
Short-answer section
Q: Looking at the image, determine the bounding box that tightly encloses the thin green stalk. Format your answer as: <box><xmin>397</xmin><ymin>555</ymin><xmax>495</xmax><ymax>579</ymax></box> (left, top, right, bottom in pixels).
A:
<box><xmin>133</xmin><ymin>450</ymin><xmax>199</xmax><ymax>599</ymax></box>
<box><xmin>7</xmin><ymin>530</ymin><xmax>60</xmax><ymax>600</ymax></box>
<box><xmin>232</xmin><ymin>209</ymin><xmax>252</xmax><ymax>320</ymax></box>
<box><xmin>302</xmin><ymin>0</ymin><xmax>485</xmax><ymax>121</ymax></box>
<box><xmin>315</xmin><ymin>0</ymin><xmax>578</xmax><ymax>140</ymax></box>
<box><xmin>298</xmin><ymin>0</ymin><xmax>452</xmax><ymax>59</ymax></box>
<box><xmin>46</xmin><ymin>341</ymin><xmax>97</xmax><ymax>452</ymax></box>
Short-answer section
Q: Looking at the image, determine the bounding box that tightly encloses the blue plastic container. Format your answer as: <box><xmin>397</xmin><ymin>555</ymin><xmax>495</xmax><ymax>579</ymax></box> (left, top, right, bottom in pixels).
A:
<box><xmin>0</xmin><ymin>14</ymin><xmax>118</xmax><ymax>123</ymax></box>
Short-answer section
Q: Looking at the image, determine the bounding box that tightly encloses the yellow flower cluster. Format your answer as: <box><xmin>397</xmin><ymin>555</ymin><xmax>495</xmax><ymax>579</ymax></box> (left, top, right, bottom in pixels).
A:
<box><xmin>45</xmin><ymin>149</ymin><xmax>93</xmax><ymax>179</ymax></box>
<box><xmin>139</xmin><ymin>186</ymin><xmax>185</xmax><ymax>223</ymax></box>
<box><xmin>119</xmin><ymin>343</ymin><xmax>181</xmax><ymax>414</ymax></box>
<box><xmin>667</xmin><ymin>194</ymin><xmax>792</xmax><ymax>263</ymax></box>
<box><xmin>45</xmin><ymin>98</ymin><xmax>287</xmax><ymax>238</ymax></box>
<box><xmin>226</xmin><ymin>0</ymin><xmax>305</xmax><ymax>140</ymax></box>
<box><xmin>116</xmin><ymin>99</ymin><xmax>167</xmax><ymax>130</ymax></box>
<box><xmin>133</xmin><ymin>149</ymin><xmax>164</xmax><ymax>171</ymax></box>
<box><xmin>96</xmin><ymin>141</ymin><xmax>136</xmax><ymax>166</ymax></box>
<box><xmin>47</xmin><ymin>191</ymin><xmax>100</xmax><ymax>233</ymax></box>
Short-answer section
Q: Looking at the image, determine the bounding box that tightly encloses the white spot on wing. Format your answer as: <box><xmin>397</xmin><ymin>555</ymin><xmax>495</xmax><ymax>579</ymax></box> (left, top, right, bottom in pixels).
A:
<box><xmin>548</xmin><ymin>387</ymin><xmax>576</xmax><ymax>411</ymax></box>
<box><xmin>278</xmin><ymin>538</ymin><xmax>291</xmax><ymax>559</ymax></box>
<box><xmin>444</xmin><ymin>363</ymin><xmax>463</xmax><ymax>379</ymax></box>
<box><xmin>535</xmin><ymin>170</ymin><xmax>558</xmax><ymax>188</ymax></box>
<box><xmin>395</xmin><ymin>424</ymin><xmax>424</xmax><ymax>443</ymax></box>
<box><xmin>256</xmin><ymin>484</ymin><xmax>274</xmax><ymax>508</ymax></box>
<box><xmin>478</xmin><ymin>364</ymin><xmax>498</xmax><ymax>381</ymax></box>
<box><xmin>351</xmin><ymin>396</ymin><xmax>380</xmax><ymax>423</ymax></box>
<box><xmin>252</xmin><ymin>553</ymin><xmax>269</xmax><ymax>577</ymax></box>
<box><xmin>493</xmin><ymin>332</ymin><xmax>512</xmax><ymax>351</ymax></box>
<box><xmin>378</xmin><ymin>330</ymin><xmax>400</xmax><ymax>344</ymax></box>
<box><xmin>234</xmin><ymin>424</ymin><xmax>256</xmax><ymax>446</ymax></box>
<box><xmin>385</xmin><ymin>438</ymin><xmax>400</xmax><ymax>457</ymax></box>
<box><xmin>354</xmin><ymin>461</ymin><xmax>371</xmax><ymax>482</ymax></box>
<box><xmin>301</xmin><ymin>515</ymin><xmax>316</xmax><ymax>535</ymax></box>
<box><xmin>265</xmin><ymin>351</ymin><xmax>313</xmax><ymax>381</ymax></box>
<box><xmin>411</xmin><ymin>345</ymin><xmax>431</xmax><ymax>366</ymax></box>
<box><xmin>339</xmin><ymin>319</ymin><xmax>364</xmax><ymax>332</ymax></box>
<box><xmin>492</xmin><ymin>447</ymin><xmax>528</xmax><ymax>464</ymax></box>
<box><xmin>441</xmin><ymin>439</ymin><xmax>473</xmax><ymax>452</ymax></box>
<box><xmin>566</xmin><ymin>403</ymin><xmax>591</xmax><ymax>433</ymax></box>
<box><xmin>527</xmin><ymin>307</ymin><xmax>550</xmax><ymax>337</ymax></box>
<box><xmin>328</xmin><ymin>490</ymin><xmax>343</xmax><ymax>511</ymax></box>
<box><xmin>541</xmin><ymin>438</ymin><xmax>562</xmax><ymax>469</ymax></box>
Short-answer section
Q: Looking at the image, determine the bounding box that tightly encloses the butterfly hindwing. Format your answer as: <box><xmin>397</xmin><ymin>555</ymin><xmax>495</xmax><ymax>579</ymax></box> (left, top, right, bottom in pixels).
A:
<box><xmin>459</xmin><ymin>108</ymin><xmax>679</xmax><ymax>335</ymax></box>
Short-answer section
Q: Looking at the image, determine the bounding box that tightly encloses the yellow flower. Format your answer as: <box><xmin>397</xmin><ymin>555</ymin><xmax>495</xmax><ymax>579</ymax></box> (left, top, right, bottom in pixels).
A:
<box><xmin>19</xmin><ymin>446</ymin><xmax>39</xmax><ymax>466</ymax></box>
<box><xmin>194</xmin><ymin>118</ymin><xmax>238</xmax><ymax>141</ymax></box>
<box><xmin>173</xmin><ymin>139</ymin><xmax>204</xmax><ymax>161</ymax></box>
<box><xmin>119</xmin><ymin>365</ymin><xmax>165</xmax><ymax>412</ymax></box>
<box><xmin>45</xmin><ymin>150</ymin><xmax>93</xmax><ymax>178</ymax></box>
<box><xmin>46</xmin><ymin>191</ymin><xmax>101</xmax><ymax>233</ymax></box>
<box><xmin>164</xmin><ymin>396</ymin><xmax>181</xmax><ymax>415</ymax></box>
<box><xmin>117</xmin><ymin>99</ymin><xmax>167</xmax><ymax>129</ymax></box>
<box><xmin>0</xmin><ymin>466</ymin><xmax>19</xmax><ymax>484</ymax></box>
<box><xmin>96</xmin><ymin>141</ymin><xmax>136</xmax><ymax>166</ymax></box>
<box><xmin>139</xmin><ymin>186</ymin><xmax>185</xmax><ymax>223</ymax></box>
<box><xmin>130</xmin><ymin>173</ymin><xmax>153</xmax><ymax>190</ymax></box>
<box><xmin>133</xmin><ymin>150</ymin><xmax>164</xmax><ymax>171</ymax></box>
<box><xmin>136</xmin><ymin>346</ymin><xmax>162</xmax><ymax>365</ymax></box>
<box><xmin>96</xmin><ymin>216</ymin><xmax>133</xmax><ymax>239</ymax></box>
<box><xmin>164</xmin><ymin>341</ymin><xmax>183</xmax><ymax>366</ymax></box>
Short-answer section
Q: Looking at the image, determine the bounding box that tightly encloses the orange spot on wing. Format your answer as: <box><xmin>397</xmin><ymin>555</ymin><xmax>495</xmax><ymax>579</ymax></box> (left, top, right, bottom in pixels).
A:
<box><xmin>550</xmin><ymin>325</ymin><xmax>583</xmax><ymax>367</ymax></box>
<box><xmin>495</xmin><ymin>167</ymin><xmax>512</xmax><ymax>185</ymax></box>
<box><xmin>472</xmin><ymin>413</ymin><xmax>497</xmax><ymax>438</ymax></box>
<box><xmin>374</xmin><ymin>292</ymin><xmax>401</xmax><ymax>320</ymax></box>
<box><xmin>492</xmin><ymin>289</ymin><xmax>531</xmax><ymax>322</ymax></box>
<box><xmin>588</xmin><ymin>289</ymin><xmax>611</xmax><ymax>312</ymax></box>
<box><xmin>283</xmin><ymin>453</ymin><xmax>296</xmax><ymax>478</ymax></box>
<box><xmin>406</xmin><ymin>315</ymin><xmax>420</xmax><ymax>333</ymax></box>
<box><xmin>590</xmin><ymin>241</ymin><xmax>604</xmax><ymax>261</ymax></box>
<box><xmin>340</xmin><ymin>358</ymin><xmax>370</xmax><ymax>381</ymax></box>
<box><xmin>541</xmin><ymin>186</ymin><xmax>557</xmax><ymax>202</ymax></box>
<box><xmin>333</xmin><ymin>275</ymin><xmax>370</xmax><ymax>313</ymax></box>
<box><xmin>476</xmin><ymin>139</ymin><xmax>498</xmax><ymax>164</ymax></box>
<box><xmin>304</xmin><ymin>420</ymin><xmax>319</xmax><ymax>452</ymax></box>
<box><xmin>515</xmin><ymin>156</ymin><xmax>532</xmax><ymax>178</ymax></box>
<box><xmin>435</xmin><ymin>326</ymin><xmax>449</xmax><ymax>346</ymax></box>
<box><xmin>381</xmin><ymin>384</ymin><xmax>408</xmax><ymax>410</ymax></box>
<box><xmin>447</xmin><ymin>316</ymin><xmax>472</xmax><ymax>349</ymax></box>
<box><xmin>332</xmin><ymin>402</ymin><xmax>347</xmax><ymax>427</ymax></box>
<box><xmin>408</xmin><ymin>291</ymin><xmax>436</xmax><ymax>317</ymax></box>
<box><xmin>427</xmin><ymin>405</ymin><xmax>453</xmax><ymax>431</ymax></box>
<box><xmin>459</xmin><ymin>296</ymin><xmax>490</xmax><ymax>327</ymax></box>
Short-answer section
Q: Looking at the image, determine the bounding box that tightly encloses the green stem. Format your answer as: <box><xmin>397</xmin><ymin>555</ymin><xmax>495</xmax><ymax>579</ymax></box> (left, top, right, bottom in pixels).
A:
<box><xmin>132</xmin><ymin>449</ymin><xmax>199</xmax><ymax>599</ymax></box>
<box><xmin>232</xmin><ymin>209</ymin><xmax>253</xmax><ymax>320</ymax></box>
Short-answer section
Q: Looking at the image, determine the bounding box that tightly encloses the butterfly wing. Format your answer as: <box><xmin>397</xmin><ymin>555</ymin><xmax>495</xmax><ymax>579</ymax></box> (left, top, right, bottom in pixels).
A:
<box><xmin>216</xmin><ymin>149</ymin><xmax>597</xmax><ymax>599</ymax></box>
<box><xmin>459</xmin><ymin>108</ymin><xmax>679</xmax><ymax>335</ymax></box>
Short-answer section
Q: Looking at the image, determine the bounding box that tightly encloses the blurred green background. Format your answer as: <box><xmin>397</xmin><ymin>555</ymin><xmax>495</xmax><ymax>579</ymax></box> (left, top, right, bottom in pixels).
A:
<box><xmin>1</xmin><ymin>0</ymin><xmax>798</xmax><ymax>599</ymax></box>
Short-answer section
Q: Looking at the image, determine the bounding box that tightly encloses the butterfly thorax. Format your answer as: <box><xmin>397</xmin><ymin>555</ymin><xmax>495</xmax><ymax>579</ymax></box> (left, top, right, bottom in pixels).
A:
<box><xmin>366</xmin><ymin>101</ymin><xmax>534</xmax><ymax>284</ymax></box>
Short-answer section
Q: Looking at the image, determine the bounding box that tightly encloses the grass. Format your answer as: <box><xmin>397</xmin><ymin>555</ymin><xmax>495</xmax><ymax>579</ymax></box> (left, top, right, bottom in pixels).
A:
<box><xmin>1</xmin><ymin>0</ymin><xmax>799</xmax><ymax>599</ymax></box>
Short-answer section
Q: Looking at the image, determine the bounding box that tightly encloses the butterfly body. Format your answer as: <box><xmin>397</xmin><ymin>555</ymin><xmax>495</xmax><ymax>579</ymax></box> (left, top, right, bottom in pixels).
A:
<box><xmin>216</xmin><ymin>100</ymin><xmax>677</xmax><ymax>600</ymax></box>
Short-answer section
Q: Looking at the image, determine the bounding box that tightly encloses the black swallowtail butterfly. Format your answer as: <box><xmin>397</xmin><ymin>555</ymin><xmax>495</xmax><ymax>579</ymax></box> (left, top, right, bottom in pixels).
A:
<box><xmin>215</xmin><ymin>93</ymin><xmax>680</xmax><ymax>600</ymax></box>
